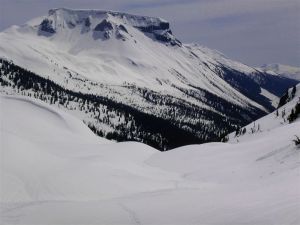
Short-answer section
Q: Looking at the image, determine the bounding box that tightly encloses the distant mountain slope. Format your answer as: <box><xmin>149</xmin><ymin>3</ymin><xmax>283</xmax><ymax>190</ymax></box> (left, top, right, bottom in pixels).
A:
<box><xmin>0</xmin><ymin>8</ymin><xmax>298</xmax><ymax>149</ymax></box>
<box><xmin>1</xmin><ymin>86</ymin><xmax>299</xmax><ymax>224</ymax></box>
<box><xmin>258</xmin><ymin>63</ymin><xmax>300</xmax><ymax>81</ymax></box>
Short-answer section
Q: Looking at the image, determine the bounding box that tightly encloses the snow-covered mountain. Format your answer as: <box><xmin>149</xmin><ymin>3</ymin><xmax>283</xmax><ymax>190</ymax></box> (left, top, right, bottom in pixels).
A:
<box><xmin>258</xmin><ymin>63</ymin><xmax>300</xmax><ymax>81</ymax></box>
<box><xmin>1</xmin><ymin>84</ymin><xmax>299</xmax><ymax>224</ymax></box>
<box><xmin>228</xmin><ymin>84</ymin><xmax>300</xmax><ymax>142</ymax></box>
<box><xmin>0</xmin><ymin>8</ymin><xmax>298</xmax><ymax>150</ymax></box>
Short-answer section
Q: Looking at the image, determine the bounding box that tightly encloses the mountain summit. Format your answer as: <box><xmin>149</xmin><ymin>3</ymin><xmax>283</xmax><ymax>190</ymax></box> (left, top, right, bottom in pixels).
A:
<box><xmin>36</xmin><ymin>8</ymin><xmax>181</xmax><ymax>46</ymax></box>
<box><xmin>0</xmin><ymin>8</ymin><xmax>298</xmax><ymax>149</ymax></box>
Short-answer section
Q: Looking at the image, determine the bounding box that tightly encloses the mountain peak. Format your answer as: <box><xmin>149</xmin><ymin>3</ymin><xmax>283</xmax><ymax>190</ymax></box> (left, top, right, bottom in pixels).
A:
<box><xmin>47</xmin><ymin>8</ymin><xmax>168</xmax><ymax>27</ymax></box>
<box><xmin>33</xmin><ymin>8</ymin><xmax>181</xmax><ymax>46</ymax></box>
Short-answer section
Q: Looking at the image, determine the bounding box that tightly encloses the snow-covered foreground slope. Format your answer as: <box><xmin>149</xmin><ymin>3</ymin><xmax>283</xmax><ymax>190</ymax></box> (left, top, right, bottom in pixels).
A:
<box><xmin>1</xmin><ymin>89</ymin><xmax>300</xmax><ymax>224</ymax></box>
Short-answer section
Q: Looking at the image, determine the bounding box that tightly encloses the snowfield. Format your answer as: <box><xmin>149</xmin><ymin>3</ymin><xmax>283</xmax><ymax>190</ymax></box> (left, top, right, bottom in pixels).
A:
<box><xmin>1</xmin><ymin>85</ymin><xmax>300</xmax><ymax>224</ymax></box>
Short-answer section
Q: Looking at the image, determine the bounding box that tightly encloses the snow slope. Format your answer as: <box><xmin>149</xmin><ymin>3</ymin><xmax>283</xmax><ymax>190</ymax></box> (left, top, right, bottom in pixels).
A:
<box><xmin>228</xmin><ymin>84</ymin><xmax>300</xmax><ymax>143</ymax></box>
<box><xmin>1</xmin><ymin>87</ymin><xmax>300</xmax><ymax>224</ymax></box>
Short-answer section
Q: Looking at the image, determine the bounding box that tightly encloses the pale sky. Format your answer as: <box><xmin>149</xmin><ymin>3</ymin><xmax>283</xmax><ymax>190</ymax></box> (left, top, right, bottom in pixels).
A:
<box><xmin>1</xmin><ymin>0</ymin><xmax>299</xmax><ymax>67</ymax></box>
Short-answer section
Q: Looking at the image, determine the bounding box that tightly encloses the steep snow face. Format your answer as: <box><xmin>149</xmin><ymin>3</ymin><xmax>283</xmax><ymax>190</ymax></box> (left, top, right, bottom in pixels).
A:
<box><xmin>1</xmin><ymin>93</ymin><xmax>299</xmax><ymax>224</ymax></box>
<box><xmin>258</xmin><ymin>63</ymin><xmax>300</xmax><ymax>81</ymax></box>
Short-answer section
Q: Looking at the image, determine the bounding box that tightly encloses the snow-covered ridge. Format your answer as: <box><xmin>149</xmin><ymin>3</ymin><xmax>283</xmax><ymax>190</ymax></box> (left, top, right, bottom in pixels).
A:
<box><xmin>26</xmin><ymin>8</ymin><xmax>171</xmax><ymax>36</ymax></box>
<box><xmin>0</xmin><ymin>95</ymin><xmax>110</xmax><ymax>144</ymax></box>
<box><xmin>48</xmin><ymin>8</ymin><xmax>168</xmax><ymax>26</ymax></box>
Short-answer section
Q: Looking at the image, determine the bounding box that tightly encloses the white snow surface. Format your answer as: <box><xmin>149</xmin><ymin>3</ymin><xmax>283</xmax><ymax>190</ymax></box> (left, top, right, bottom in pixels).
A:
<box><xmin>1</xmin><ymin>87</ymin><xmax>300</xmax><ymax>224</ymax></box>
